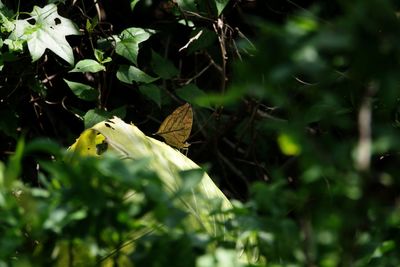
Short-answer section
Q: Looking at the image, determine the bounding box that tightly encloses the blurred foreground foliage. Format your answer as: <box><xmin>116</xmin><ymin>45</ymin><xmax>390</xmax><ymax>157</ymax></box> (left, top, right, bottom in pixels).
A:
<box><xmin>1</xmin><ymin>0</ymin><xmax>400</xmax><ymax>266</ymax></box>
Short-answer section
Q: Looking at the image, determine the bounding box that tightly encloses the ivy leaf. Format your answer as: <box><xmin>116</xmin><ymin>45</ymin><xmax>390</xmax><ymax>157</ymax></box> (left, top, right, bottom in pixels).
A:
<box><xmin>130</xmin><ymin>0</ymin><xmax>141</xmax><ymax>11</ymax></box>
<box><xmin>139</xmin><ymin>84</ymin><xmax>162</xmax><ymax>107</ymax></box>
<box><xmin>64</xmin><ymin>79</ymin><xmax>98</xmax><ymax>101</ymax></box>
<box><xmin>116</xmin><ymin>65</ymin><xmax>158</xmax><ymax>84</ymax></box>
<box><xmin>70</xmin><ymin>59</ymin><xmax>105</xmax><ymax>73</ymax></box>
<box><xmin>0</xmin><ymin>11</ymin><xmax>15</xmax><ymax>32</ymax></box>
<box><xmin>94</xmin><ymin>49</ymin><xmax>111</xmax><ymax>64</ymax></box>
<box><xmin>151</xmin><ymin>50</ymin><xmax>179</xmax><ymax>79</ymax></box>
<box><xmin>83</xmin><ymin>107</ymin><xmax>126</xmax><ymax>129</ymax></box>
<box><xmin>176</xmin><ymin>84</ymin><xmax>211</xmax><ymax>108</ymax></box>
<box><xmin>215</xmin><ymin>0</ymin><xmax>229</xmax><ymax>15</ymax></box>
<box><xmin>115</xmin><ymin>27</ymin><xmax>153</xmax><ymax>64</ymax></box>
<box><xmin>8</xmin><ymin>4</ymin><xmax>80</xmax><ymax>65</ymax></box>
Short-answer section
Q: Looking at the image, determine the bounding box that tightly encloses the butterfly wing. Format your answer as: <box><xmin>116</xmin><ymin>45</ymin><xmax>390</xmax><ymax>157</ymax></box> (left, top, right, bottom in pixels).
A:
<box><xmin>156</xmin><ymin>103</ymin><xmax>193</xmax><ymax>148</ymax></box>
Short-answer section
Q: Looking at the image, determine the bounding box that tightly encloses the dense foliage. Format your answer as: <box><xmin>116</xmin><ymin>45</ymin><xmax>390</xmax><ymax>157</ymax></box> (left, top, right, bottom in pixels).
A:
<box><xmin>1</xmin><ymin>0</ymin><xmax>400</xmax><ymax>266</ymax></box>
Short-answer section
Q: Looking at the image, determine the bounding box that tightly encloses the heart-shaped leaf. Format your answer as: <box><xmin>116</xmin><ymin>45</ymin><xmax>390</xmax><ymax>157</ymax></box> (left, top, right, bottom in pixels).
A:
<box><xmin>64</xmin><ymin>79</ymin><xmax>98</xmax><ymax>101</ymax></box>
<box><xmin>70</xmin><ymin>59</ymin><xmax>105</xmax><ymax>73</ymax></box>
<box><xmin>117</xmin><ymin>65</ymin><xmax>158</xmax><ymax>84</ymax></box>
<box><xmin>115</xmin><ymin>27</ymin><xmax>153</xmax><ymax>64</ymax></box>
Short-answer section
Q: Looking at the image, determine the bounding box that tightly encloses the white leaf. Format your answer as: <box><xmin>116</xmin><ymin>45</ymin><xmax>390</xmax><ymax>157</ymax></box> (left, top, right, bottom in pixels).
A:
<box><xmin>9</xmin><ymin>4</ymin><xmax>80</xmax><ymax>65</ymax></box>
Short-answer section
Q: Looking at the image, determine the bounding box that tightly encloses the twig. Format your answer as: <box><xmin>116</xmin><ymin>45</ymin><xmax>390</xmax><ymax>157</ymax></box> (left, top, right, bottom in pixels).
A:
<box><xmin>182</xmin><ymin>61</ymin><xmax>213</xmax><ymax>85</ymax></box>
<box><xmin>179</xmin><ymin>30</ymin><xmax>203</xmax><ymax>52</ymax></box>
<box><xmin>213</xmin><ymin>17</ymin><xmax>228</xmax><ymax>93</ymax></box>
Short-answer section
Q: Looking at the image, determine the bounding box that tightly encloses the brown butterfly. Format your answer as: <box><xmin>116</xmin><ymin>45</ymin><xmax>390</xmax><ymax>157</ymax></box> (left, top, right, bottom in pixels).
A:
<box><xmin>156</xmin><ymin>103</ymin><xmax>193</xmax><ymax>149</ymax></box>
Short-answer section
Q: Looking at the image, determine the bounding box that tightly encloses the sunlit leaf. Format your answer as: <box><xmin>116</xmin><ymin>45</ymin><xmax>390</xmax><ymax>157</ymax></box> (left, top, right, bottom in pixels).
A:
<box><xmin>8</xmin><ymin>4</ymin><xmax>80</xmax><ymax>65</ymax></box>
<box><xmin>83</xmin><ymin>107</ymin><xmax>126</xmax><ymax>129</ymax></box>
<box><xmin>94</xmin><ymin>49</ymin><xmax>111</xmax><ymax>64</ymax></box>
<box><xmin>116</xmin><ymin>65</ymin><xmax>158</xmax><ymax>84</ymax></box>
<box><xmin>64</xmin><ymin>79</ymin><xmax>98</xmax><ymax>101</ymax></box>
<box><xmin>116</xmin><ymin>27</ymin><xmax>153</xmax><ymax>64</ymax></box>
<box><xmin>70</xmin><ymin>59</ymin><xmax>105</xmax><ymax>73</ymax></box>
<box><xmin>68</xmin><ymin>116</ymin><xmax>232</xmax><ymax>237</ymax></box>
<box><xmin>130</xmin><ymin>0</ymin><xmax>141</xmax><ymax>11</ymax></box>
<box><xmin>371</xmin><ymin>240</ymin><xmax>396</xmax><ymax>258</ymax></box>
<box><xmin>277</xmin><ymin>133</ymin><xmax>301</xmax><ymax>156</ymax></box>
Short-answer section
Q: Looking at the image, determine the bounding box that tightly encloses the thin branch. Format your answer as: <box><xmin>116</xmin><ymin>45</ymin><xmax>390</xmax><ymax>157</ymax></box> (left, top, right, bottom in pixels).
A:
<box><xmin>179</xmin><ymin>30</ymin><xmax>203</xmax><ymax>52</ymax></box>
<box><xmin>213</xmin><ymin>17</ymin><xmax>228</xmax><ymax>93</ymax></box>
<box><xmin>182</xmin><ymin>61</ymin><xmax>213</xmax><ymax>85</ymax></box>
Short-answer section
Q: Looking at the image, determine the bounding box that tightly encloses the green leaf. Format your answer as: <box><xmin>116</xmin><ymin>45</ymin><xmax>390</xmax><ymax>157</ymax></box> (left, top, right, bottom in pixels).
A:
<box><xmin>196</xmin><ymin>84</ymin><xmax>246</xmax><ymax>106</ymax></box>
<box><xmin>43</xmin><ymin>208</ymin><xmax>67</xmax><ymax>233</ymax></box>
<box><xmin>84</xmin><ymin>107</ymin><xmax>126</xmax><ymax>129</ymax></box>
<box><xmin>0</xmin><ymin>1</ymin><xmax>13</xmax><ymax>18</ymax></box>
<box><xmin>130</xmin><ymin>0</ymin><xmax>141</xmax><ymax>11</ymax></box>
<box><xmin>8</xmin><ymin>4</ymin><xmax>80</xmax><ymax>65</ymax></box>
<box><xmin>175</xmin><ymin>0</ymin><xmax>197</xmax><ymax>13</ymax></box>
<box><xmin>3</xmin><ymin>38</ymin><xmax>24</xmax><ymax>52</ymax></box>
<box><xmin>139</xmin><ymin>84</ymin><xmax>162</xmax><ymax>107</ymax></box>
<box><xmin>63</xmin><ymin>79</ymin><xmax>98</xmax><ymax>101</ymax></box>
<box><xmin>277</xmin><ymin>133</ymin><xmax>302</xmax><ymax>156</ymax></box>
<box><xmin>0</xmin><ymin>14</ymin><xmax>15</xmax><ymax>33</ymax></box>
<box><xmin>215</xmin><ymin>0</ymin><xmax>229</xmax><ymax>15</ymax></box>
<box><xmin>4</xmin><ymin>19</ymin><xmax>30</xmax><ymax>51</ymax></box>
<box><xmin>84</xmin><ymin>109</ymin><xmax>109</xmax><ymax>129</ymax></box>
<box><xmin>371</xmin><ymin>240</ymin><xmax>396</xmax><ymax>259</ymax></box>
<box><xmin>69</xmin><ymin>59</ymin><xmax>105</xmax><ymax>73</ymax></box>
<box><xmin>85</xmin><ymin>16</ymin><xmax>99</xmax><ymax>33</ymax></box>
<box><xmin>151</xmin><ymin>50</ymin><xmax>179</xmax><ymax>79</ymax></box>
<box><xmin>116</xmin><ymin>65</ymin><xmax>158</xmax><ymax>84</ymax></box>
<box><xmin>116</xmin><ymin>27</ymin><xmax>152</xmax><ymax>64</ymax></box>
<box><xmin>176</xmin><ymin>84</ymin><xmax>211</xmax><ymax>108</ymax></box>
<box><xmin>94</xmin><ymin>49</ymin><xmax>111</xmax><ymax>64</ymax></box>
